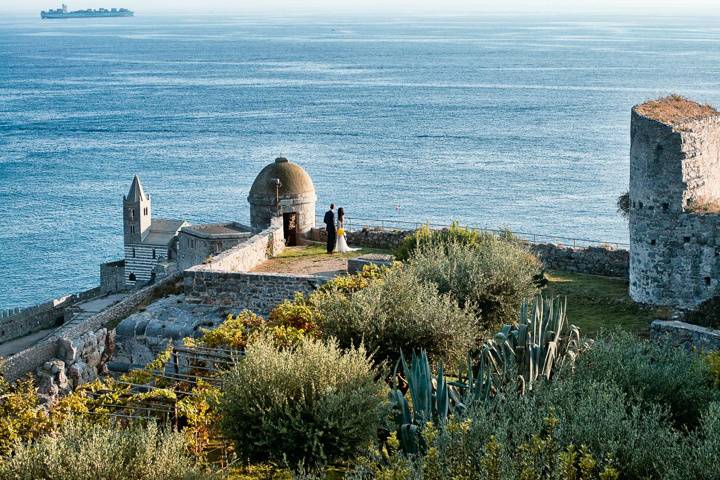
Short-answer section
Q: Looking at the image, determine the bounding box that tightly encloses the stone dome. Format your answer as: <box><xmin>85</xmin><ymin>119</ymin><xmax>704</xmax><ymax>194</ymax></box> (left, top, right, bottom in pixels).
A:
<box><xmin>249</xmin><ymin>157</ymin><xmax>315</xmax><ymax>200</ymax></box>
<box><xmin>247</xmin><ymin>157</ymin><xmax>317</xmax><ymax>234</ymax></box>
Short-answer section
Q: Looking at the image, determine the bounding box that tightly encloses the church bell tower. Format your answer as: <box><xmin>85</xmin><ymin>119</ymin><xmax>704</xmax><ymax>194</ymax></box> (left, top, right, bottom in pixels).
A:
<box><xmin>123</xmin><ymin>175</ymin><xmax>152</xmax><ymax>245</ymax></box>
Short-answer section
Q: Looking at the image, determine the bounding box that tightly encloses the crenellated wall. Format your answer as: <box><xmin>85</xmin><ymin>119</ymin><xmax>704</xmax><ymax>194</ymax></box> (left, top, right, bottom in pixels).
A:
<box><xmin>0</xmin><ymin>287</ymin><xmax>101</xmax><ymax>345</ymax></box>
<box><xmin>2</xmin><ymin>273</ymin><xmax>181</xmax><ymax>382</ymax></box>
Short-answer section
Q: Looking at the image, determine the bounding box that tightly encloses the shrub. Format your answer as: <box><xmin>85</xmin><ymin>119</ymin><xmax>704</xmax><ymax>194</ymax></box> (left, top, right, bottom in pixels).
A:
<box><xmin>0</xmin><ymin>420</ymin><xmax>202</xmax><ymax>480</ymax></box>
<box><xmin>407</xmin><ymin>237</ymin><xmax>542</xmax><ymax>328</ymax></box>
<box><xmin>268</xmin><ymin>293</ymin><xmax>319</xmax><ymax>334</ymax></box>
<box><xmin>394</xmin><ymin>223</ymin><xmax>481</xmax><ymax>261</ymax></box>
<box><xmin>315</xmin><ymin>264</ymin><xmax>387</xmax><ymax>297</ymax></box>
<box><xmin>315</xmin><ymin>267</ymin><xmax>478</xmax><ymax>366</ymax></box>
<box><xmin>220</xmin><ymin>336</ymin><xmax>387</xmax><ymax>467</ymax></box>
<box><xmin>197</xmin><ymin>310</ymin><xmax>264</xmax><ymax>350</ymax></box>
<box><xmin>0</xmin><ymin>376</ymin><xmax>50</xmax><ymax>456</ymax></box>
<box><xmin>617</xmin><ymin>191</ymin><xmax>630</xmax><ymax>219</ymax></box>
<box><xmin>575</xmin><ymin>331</ymin><xmax>720</xmax><ymax>428</ymax></box>
<box><xmin>354</xmin><ymin>375</ymin><xmax>687</xmax><ymax>480</ymax></box>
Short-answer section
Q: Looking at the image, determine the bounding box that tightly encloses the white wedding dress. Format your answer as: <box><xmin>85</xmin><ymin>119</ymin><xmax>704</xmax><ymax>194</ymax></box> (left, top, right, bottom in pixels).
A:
<box><xmin>335</xmin><ymin>221</ymin><xmax>360</xmax><ymax>253</ymax></box>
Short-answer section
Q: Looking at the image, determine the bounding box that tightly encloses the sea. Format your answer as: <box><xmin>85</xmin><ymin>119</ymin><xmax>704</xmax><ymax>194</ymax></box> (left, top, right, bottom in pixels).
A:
<box><xmin>2</xmin><ymin>14</ymin><xmax>720</xmax><ymax>309</ymax></box>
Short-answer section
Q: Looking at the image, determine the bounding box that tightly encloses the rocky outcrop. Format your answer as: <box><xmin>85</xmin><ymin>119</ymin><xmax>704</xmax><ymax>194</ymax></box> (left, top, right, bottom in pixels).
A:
<box><xmin>35</xmin><ymin>327</ymin><xmax>114</xmax><ymax>405</ymax></box>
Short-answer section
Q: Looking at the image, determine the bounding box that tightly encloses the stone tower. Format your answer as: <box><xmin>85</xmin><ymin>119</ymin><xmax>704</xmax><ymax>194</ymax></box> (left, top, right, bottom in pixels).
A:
<box><xmin>123</xmin><ymin>175</ymin><xmax>152</xmax><ymax>244</ymax></box>
<box><xmin>629</xmin><ymin>96</ymin><xmax>720</xmax><ymax>308</ymax></box>
<box><xmin>248</xmin><ymin>157</ymin><xmax>316</xmax><ymax>239</ymax></box>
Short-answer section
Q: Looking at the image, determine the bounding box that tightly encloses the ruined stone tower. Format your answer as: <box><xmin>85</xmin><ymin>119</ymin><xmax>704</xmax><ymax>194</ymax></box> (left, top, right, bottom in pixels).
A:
<box><xmin>629</xmin><ymin>96</ymin><xmax>720</xmax><ymax>308</ymax></box>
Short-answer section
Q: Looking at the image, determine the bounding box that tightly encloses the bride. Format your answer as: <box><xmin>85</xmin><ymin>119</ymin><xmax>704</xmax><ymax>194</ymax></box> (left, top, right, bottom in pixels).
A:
<box><xmin>335</xmin><ymin>207</ymin><xmax>360</xmax><ymax>253</ymax></box>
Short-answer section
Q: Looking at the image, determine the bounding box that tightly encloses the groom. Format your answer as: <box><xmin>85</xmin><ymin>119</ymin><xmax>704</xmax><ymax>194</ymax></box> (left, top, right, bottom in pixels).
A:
<box><xmin>324</xmin><ymin>203</ymin><xmax>336</xmax><ymax>254</ymax></box>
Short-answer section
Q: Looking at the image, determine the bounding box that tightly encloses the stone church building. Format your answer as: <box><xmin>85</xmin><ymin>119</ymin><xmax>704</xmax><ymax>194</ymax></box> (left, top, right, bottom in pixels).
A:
<box><xmin>121</xmin><ymin>157</ymin><xmax>316</xmax><ymax>288</ymax></box>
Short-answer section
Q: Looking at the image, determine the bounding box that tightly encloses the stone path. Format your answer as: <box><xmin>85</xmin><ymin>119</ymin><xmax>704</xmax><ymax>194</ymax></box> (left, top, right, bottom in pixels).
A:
<box><xmin>0</xmin><ymin>293</ymin><xmax>127</xmax><ymax>358</ymax></box>
<box><xmin>252</xmin><ymin>245</ymin><xmax>369</xmax><ymax>278</ymax></box>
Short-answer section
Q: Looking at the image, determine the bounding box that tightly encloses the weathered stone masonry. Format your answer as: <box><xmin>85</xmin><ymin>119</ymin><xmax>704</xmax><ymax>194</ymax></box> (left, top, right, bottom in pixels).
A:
<box><xmin>651</xmin><ymin>320</ymin><xmax>720</xmax><ymax>351</ymax></box>
<box><xmin>185</xmin><ymin>271</ymin><xmax>324</xmax><ymax>316</ymax></box>
<box><xmin>629</xmin><ymin>103</ymin><xmax>720</xmax><ymax>308</ymax></box>
<box><xmin>183</xmin><ymin>218</ymin><xmax>325</xmax><ymax>315</ymax></box>
<box><xmin>0</xmin><ymin>287</ymin><xmax>100</xmax><ymax>345</ymax></box>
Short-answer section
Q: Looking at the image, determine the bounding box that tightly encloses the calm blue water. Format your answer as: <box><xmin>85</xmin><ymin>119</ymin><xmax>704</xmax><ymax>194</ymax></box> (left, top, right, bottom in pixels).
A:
<box><xmin>2</xmin><ymin>14</ymin><xmax>720</xmax><ymax>309</ymax></box>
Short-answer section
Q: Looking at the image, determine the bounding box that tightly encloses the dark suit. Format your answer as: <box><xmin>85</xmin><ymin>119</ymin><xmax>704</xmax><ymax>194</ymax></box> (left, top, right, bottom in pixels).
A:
<box><xmin>324</xmin><ymin>209</ymin><xmax>336</xmax><ymax>253</ymax></box>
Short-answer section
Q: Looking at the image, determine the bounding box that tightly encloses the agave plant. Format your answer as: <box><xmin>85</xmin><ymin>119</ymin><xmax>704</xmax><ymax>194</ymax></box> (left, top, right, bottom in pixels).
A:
<box><xmin>494</xmin><ymin>295</ymin><xmax>584</xmax><ymax>392</ymax></box>
<box><xmin>389</xmin><ymin>350</ymin><xmax>451</xmax><ymax>454</ymax></box>
<box><xmin>389</xmin><ymin>295</ymin><xmax>587</xmax><ymax>455</ymax></box>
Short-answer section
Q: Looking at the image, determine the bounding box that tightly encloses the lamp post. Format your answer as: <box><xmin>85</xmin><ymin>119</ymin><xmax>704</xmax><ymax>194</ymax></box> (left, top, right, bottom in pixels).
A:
<box><xmin>271</xmin><ymin>178</ymin><xmax>282</xmax><ymax>216</ymax></box>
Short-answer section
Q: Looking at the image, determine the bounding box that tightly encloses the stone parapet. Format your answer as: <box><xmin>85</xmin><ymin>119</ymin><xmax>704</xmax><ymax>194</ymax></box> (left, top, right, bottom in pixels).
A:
<box><xmin>309</xmin><ymin>227</ymin><xmax>630</xmax><ymax>278</ymax></box>
<box><xmin>529</xmin><ymin>243</ymin><xmax>629</xmax><ymax>279</ymax></box>
<box><xmin>188</xmin><ymin>219</ymin><xmax>285</xmax><ymax>274</ymax></box>
<box><xmin>650</xmin><ymin>320</ymin><xmax>720</xmax><ymax>351</ymax></box>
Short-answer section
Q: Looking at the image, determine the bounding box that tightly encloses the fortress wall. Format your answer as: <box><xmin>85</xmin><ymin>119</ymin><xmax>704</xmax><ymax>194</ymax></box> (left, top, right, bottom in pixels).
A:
<box><xmin>189</xmin><ymin>219</ymin><xmax>285</xmax><ymax>274</ymax></box>
<box><xmin>529</xmin><ymin>243</ymin><xmax>629</xmax><ymax>278</ymax></box>
<box><xmin>0</xmin><ymin>286</ymin><xmax>101</xmax><ymax>345</ymax></box>
<box><xmin>184</xmin><ymin>271</ymin><xmax>324</xmax><ymax>316</ymax></box>
<box><xmin>3</xmin><ymin>274</ymin><xmax>181</xmax><ymax>382</ymax></box>
<box><xmin>629</xmin><ymin>109</ymin><xmax>720</xmax><ymax>308</ymax></box>
<box><xmin>308</xmin><ymin>227</ymin><xmax>412</xmax><ymax>250</ymax></box>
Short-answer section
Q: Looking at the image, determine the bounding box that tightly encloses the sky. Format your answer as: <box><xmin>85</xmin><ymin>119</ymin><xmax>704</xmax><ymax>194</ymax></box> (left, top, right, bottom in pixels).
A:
<box><xmin>4</xmin><ymin>0</ymin><xmax>720</xmax><ymax>16</ymax></box>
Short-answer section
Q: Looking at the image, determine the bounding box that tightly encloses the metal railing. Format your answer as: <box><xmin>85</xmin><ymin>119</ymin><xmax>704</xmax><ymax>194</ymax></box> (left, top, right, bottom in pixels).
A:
<box><xmin>317</xmin><ymin>214</ymin><xmax>629</xmax><ymax>249</ymax></box>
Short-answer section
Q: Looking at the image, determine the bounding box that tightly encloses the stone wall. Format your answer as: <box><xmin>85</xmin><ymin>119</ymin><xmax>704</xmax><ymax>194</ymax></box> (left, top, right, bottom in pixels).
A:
<box><xmin>189</xmin><ymin>218</ymin><xmax>285</xmax><ymax>274</ymax></box>
<box><xmin>184</xmin><ymin>271</ymin><xmax>324</xmax><ymax>316</ymax></box>
<box><xmin>309</xmin><ymin>227</ymin><xmax>630</xmax><ymax>278</ymax></box>
<box><xmin>100</xmin><ymin>260</ymin><xmax>125</xmax><ymax>295</ymax></box>
<box><xmin>0</xmin><ymin>287</ymin><xmax>101</xmax><ymax>345</ymax></box>
<box><xmin>650</xmin><ymin>320</ymin><xmax>720</xmax><ymax>351</ymax></box>
<box><xmin>529</xmin><ymin>243</ymin><xmax>629</xmax><ymax>278</ymax></box>
<box><xmin>177</xmin><ymin>223</ymin><xmax>253</xmax><ymax>271</ymax></box>
<box><xmin>308</xmin><ymin>226</ymin><xmax>411</xmax><ymax>250</ymax></box>
<box><xmin>2</xmin><ymin>273</ymin><xmax>181</xmax><ymax>382</ymax></box>
<box><xmin>629</xmin><ymin>107</ymin><xmax>720</xmax><ymax>308</ymax></box>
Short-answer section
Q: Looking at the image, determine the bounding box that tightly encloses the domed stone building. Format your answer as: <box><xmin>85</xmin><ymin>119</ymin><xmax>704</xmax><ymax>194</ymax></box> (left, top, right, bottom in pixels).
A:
<box><xmin>248</xmin><ymin>157</ymin><xmax>317</xmax><ymax>245</ymax></box>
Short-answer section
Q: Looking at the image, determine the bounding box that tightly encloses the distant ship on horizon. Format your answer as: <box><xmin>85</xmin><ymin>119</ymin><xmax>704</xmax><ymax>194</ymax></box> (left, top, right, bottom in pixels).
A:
<box><xmin>41</xmin><ymin>4</ymin><xmax>134</xmax><ymax>19</ymax></box>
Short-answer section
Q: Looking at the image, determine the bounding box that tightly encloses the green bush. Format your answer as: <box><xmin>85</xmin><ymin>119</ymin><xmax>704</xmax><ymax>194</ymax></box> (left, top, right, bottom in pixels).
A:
<box><xmin>314</xmin><ymin>267</ymin><xmax>478</xmax><ymax>366</ymax></box>
<box><xmin>407</xmin><ymin>237</ymin><xmax>542</xmax><ymax>329</ymax></box>
<box><xmin>220</xmin><ymin>335</ymin><xmax>387</xmax><ymax>467</ymax></box>
<box><xmin>0</xmin><ymin>420</ymin><xmax>202</xmax><ymax>480</ymax></box>
<box><xmin>575</xmin><ymin>331</ymin><xmax>720</xmax><ymax>428</ymax></box>
<box><xmin>314</xmin><ymin>264</ymin><xmax>387</xmax><ymax>297</ymax></box>
<box><xmin>356</xmin><ymin>376</ymin><xmax>694</xmax><ymax>480</ymax></box>
<box><xmin>394</xmin><ymin>223</ymin><xmax>481</xmax><ymax>261</ymax></box>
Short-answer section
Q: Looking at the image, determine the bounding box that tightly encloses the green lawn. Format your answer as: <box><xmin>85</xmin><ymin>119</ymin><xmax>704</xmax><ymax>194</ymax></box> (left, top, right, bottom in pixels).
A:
<box><xmin>543</xmin><ymin>271</ymin><xmax>669</xmax><ymax>337</ymax></box>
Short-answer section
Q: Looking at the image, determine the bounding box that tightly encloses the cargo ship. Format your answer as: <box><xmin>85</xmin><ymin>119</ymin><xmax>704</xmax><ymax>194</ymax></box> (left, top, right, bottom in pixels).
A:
<box><xmin>41</xmin><ymin>4</ymin><xmax>133</xmax><ymax>19</ymax></box>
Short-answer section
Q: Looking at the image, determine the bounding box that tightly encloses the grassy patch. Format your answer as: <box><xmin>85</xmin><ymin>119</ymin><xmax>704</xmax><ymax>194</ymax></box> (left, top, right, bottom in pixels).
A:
<box><xmin>543</xmin><ymin>271</ymin><xmax>669</xmax><ymax>337</ymax></box>
<box><xmin>276</xmin><ymin>244</ymin><xmax>392</xmax><ymax>259</ymax></box>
